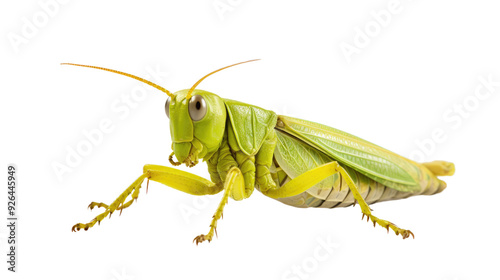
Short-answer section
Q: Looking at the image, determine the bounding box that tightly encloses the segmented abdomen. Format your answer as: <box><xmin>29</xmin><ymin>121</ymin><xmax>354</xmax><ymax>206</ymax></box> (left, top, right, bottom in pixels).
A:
<box><xmin>271</xmin><ymin>161</ymin><xmax>443</xmax><ymax>208</ymax></box>
<box><xmin>270</xmin><ymin>130</ymin><xmax>446</xmax><ymax>208</ymax></box>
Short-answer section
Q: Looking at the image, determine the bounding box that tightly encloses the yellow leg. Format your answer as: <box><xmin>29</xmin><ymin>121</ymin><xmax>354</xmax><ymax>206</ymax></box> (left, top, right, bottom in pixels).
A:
<box><xmin>72</xmin><ymin>164</ymin><xmax>223</xmax><ymax>232</ymax></box>
<box><xmin>263</xmin><ymin>161</ymin><xmax>414</xmax><ymax>239</ymax></box>
<box><xmin>193</xmin><ymin>167</ymin><xmax>245</xmax><ymax>245</ymax></box>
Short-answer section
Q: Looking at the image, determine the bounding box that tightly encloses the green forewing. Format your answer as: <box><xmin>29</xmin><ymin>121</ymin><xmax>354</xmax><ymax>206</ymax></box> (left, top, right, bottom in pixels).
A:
<box><xmin>275</xmin><ymin>130</ymin><xmax>369</xmax><ymax>206</ymax></box>
<box><xmin>276</xmin><ymin>116</ymin><xmax>421</xmax><ymax>192</ymax></box>
<box><xmin>274</xmin><ymin>130</ymin><xmax>335</xmax><ymax>190</ymax></box>
<box><xmin>224</xmin><ymin>99</ymin><xmax>277</xmax><ymax>155</ymax></box>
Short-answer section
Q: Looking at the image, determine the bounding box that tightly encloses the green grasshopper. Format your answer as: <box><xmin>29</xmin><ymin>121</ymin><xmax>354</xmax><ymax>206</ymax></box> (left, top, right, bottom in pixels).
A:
<box><xmin>65</xmin><ymin>60</ymin><xmax>455</xmax><ymax>244</ymax></box>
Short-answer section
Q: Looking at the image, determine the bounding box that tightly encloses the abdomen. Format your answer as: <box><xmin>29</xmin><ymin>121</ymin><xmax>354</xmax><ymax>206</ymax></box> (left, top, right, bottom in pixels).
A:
<box><xmin>269</xmin><ymin>130</ymin><xmax>446</xmax><ymax>208</ymax></box>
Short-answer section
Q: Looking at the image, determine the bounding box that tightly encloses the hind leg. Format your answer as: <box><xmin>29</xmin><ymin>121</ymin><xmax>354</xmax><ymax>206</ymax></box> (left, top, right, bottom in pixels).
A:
<box><xmin>262</xmin><ymin>161</ymin><xmax>414</xmax><ymax>239</ymax></box>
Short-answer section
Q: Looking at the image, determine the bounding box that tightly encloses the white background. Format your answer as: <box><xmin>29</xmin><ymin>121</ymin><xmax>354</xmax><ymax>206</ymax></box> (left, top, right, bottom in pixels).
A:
<box><xmin>1</xmin><ymin>1</ymin><xmax>499</xmax><ymax>279</ymax></box>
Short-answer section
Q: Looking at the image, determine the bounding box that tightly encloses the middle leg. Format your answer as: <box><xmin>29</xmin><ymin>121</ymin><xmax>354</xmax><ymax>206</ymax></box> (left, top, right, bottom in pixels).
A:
<box><xmin>193</xmin><ymin>167</ymin><xmax>245</xmax><ymax>244</ymax></box>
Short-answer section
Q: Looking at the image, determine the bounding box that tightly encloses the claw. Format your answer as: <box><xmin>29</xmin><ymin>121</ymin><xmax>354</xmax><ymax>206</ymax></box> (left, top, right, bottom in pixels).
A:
<box><xmin>193</xmin><ymin>234</ymin><xmax>211</xmax><ymax>245</ymax></box>
<box><xmin>400</xmin><ymin>230</ymin><xmax>414</xmax><ymax>239</ymax></box>
<box><xmin>193</xmin><ymin>235</ymin><xmax>202</xmax><ymax>245</ymax></box>
<box><xmin>72</xmin><ymin>224</ymin><xmax>84</xmax><ymax>232</ymax></box>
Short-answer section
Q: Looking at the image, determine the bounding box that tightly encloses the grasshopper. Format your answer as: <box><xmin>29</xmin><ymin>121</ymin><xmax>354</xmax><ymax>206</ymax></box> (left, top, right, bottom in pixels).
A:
<box><xmin>65</xmin><ymin>60</ymin><xmax>455</xmax><ymax>244</ymax></box>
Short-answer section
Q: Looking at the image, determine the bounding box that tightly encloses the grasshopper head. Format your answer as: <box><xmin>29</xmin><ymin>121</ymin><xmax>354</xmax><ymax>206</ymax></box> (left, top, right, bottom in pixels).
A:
<box><xmin>61</xmin><ymin>60</ymin><xmax>258</xmax><ymax>167</ymax></box>
<box><xmin>166</xmin><ymin>89</ymin><xmax>226</xmax><ymax>166</ymax></box>
<box><xmin>165</xmin><ymin>59</ymin><xmax>258</xmax><ymax>167</ymax></box>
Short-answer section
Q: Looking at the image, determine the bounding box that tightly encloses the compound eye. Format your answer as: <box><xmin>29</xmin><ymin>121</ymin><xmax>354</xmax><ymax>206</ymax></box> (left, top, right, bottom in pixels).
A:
<box><xmin>188</xmin><ymin>95</ymin><xmax>207</xmax><ymax>121</ymax></box>
<box><xmin>165</xmin><ymin>97</ymin><xmax>170</xmax><ymax>118</ymax></box>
